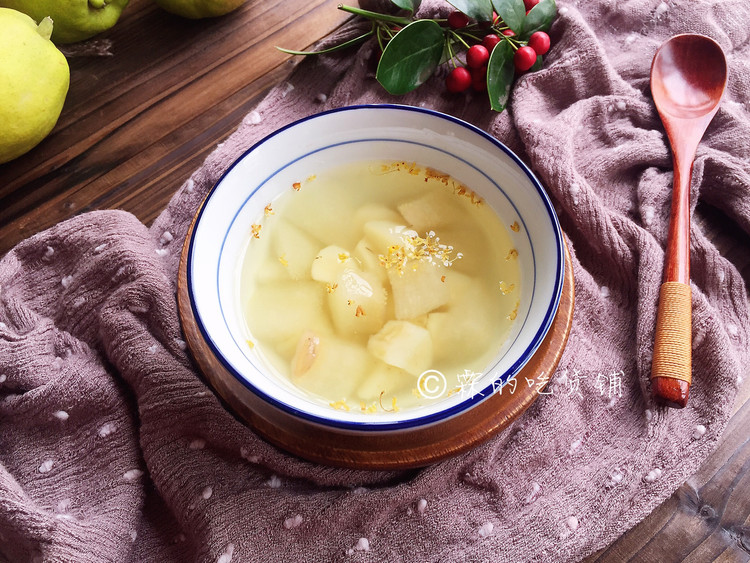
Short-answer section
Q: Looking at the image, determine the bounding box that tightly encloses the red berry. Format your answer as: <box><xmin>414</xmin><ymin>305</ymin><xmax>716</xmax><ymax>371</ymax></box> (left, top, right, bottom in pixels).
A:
<box><xmin>501</xmin><ymin>29</ymin><xmax>515</xmax><ymax>37</ymax></box>
<box><xmin>514</xmin><ymin>46</ymin><xmax>537</xmax><ymax>72</ymax></box>
<box><xmin>466</xmin><ymin>45</ymin><xmax>490</xmax><ymax>69</ymax></box>
<box><xmin>447</xmin><ymin>11</ymin><xmax>470</xmax><ymax>29</ymax></box>
<box><xmin>528</xmin><ymin>31</ymin><xmax>551</xmax><ymax>55</ymax></box>
<box><xmin>524</xmin><ymin>0</ymin><xmax>540</xmax><ymax>10</ymax></box>
<box><xmin>482</xmin><ymin>34</ymin><xmax>501</xmax><ymax>51</ymax></box>
<box><xmin>446</xmin><ymin>66</ymin><xmax>472</xmax><ymax>93</ymax></box>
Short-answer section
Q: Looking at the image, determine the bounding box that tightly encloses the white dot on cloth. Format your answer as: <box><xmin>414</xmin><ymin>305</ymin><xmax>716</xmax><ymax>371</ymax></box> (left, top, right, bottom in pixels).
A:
<box><xmin>281</xmin><ymin>82</ymin><xmax>295</xmax><ymax>98</ymax></box>
<box><xmin>0</xmin><ymin>322</ymin><xmax>6</xmax><ymax>330</ymax></box>
<box><xmin>558</xmin><ymin>6</ymin><xmax>568</xmax><ymax>15</ymax></box>
<box><xmin>693</xmin><ymin>424</ymin><xmax>706</xmax><ymax>440</ymax></box>
<box><xmin>609</xmin><ymin>469</ymin><xmax>624</xmax><ymax>485</ymax></box>
<box><xmin>94</xmin><ymin>243</ymin><xmax>108</xmax><ymax>253</ymax></box>
<box><xmin>148</xmin><ymin>344</ymin><xmax>158</xmax><ymax>354</ymax></box>
<box><xmin>246</xmin><ymin>111</ymin><xmax>261</xmax><ymax>125</ymax></box>
<box><xmin>130</xmin><ymin>530</ymin><xmax>137</xmax><ymax>542</ymax></box>
<box><xmin>478</xmin><ymin>522</ymin><xmax>494</xmax><ymax>538</ymax></box>
<box><xmin>267</xmin><ymin>475</ymin><xmax>282</xmax><ymax>488</ymax></box>
<box><xmin>124</xmin><ymin>469</ymin><xmax>144</xmax><ymax>481</ymax></box>
<box><xmin>160</xmin><ymin>231</ymin><xmax>174</xmax><ymax>244</ymax></box>
<box><xmin>525</xmin><ymin>482</ymin><xmax>542</xmax><ymax>504</ymax></box>
<box><xmin>642</xmin><ymin>206</ymin><xmax>655</xmax><ymax>226</ymax></box>
<box><xmin>189</xmin><ymin>438</ymin><xmax>206</xmax><ymax>450</ymax></box>
<box><xmin>417</xmin><ymin>499</ymin><xmax>427</xmax><ymax>514</ymax></box>
<box><xmin>355</xmin><ymin>538</ymin><xmax>370</xmax><ymax>552</ymax></box>
<box><xmin>0</xmin><ymin>374</ymin><xmax>6</xmax><ymax>384</ymax></box>
<box><xmin>217</xmin><ymin>543</ymin><xmax>235</xmax><ymax>563</ymax></box>
<box><xmin>39</xmin><ymin>460</ymin><xmax>54</xmax><ymax>474</ymax></box>
<box><xmin>56</xmin><ymin>498</ymin><xmax>71</xmax><ymax>513</ymax></box>
<box><xmin>61</xmin><ymin>275</ymin><xmax>73</xmax><ymax>289</ymax></box>
<box><xmin>727</xmin><ymin>324</ymin><xmax>739</xmax><ymax>337</ymax></box>
<box><xmin>625</xmin><ymin>32</ymin><xmax>638</xmax><ymax>44</ymax></box>
<box><xmin>654</xmin><ymin>1</ymin><xmax>669</xmax><ymax>18</ymax></box>
<box><xmin>185</xmin><ymin>178</ymin><xmax>195</xmax><ymax>193</ymax></box>
<box><xmin>51</xmin><ymin>357</ymin><xmax>64</xmax><ymax>370</ymax></box>
<box><xmin>127</xmin><ymin>304</ymin><xmax>149</xmax><ymax>314</ymax></box>
<box><xmin>569</xmin><ymin>438</ymin><xmax>582</xmax><ymax>455</ymax></box>
<box><xmin>616</xmin><ymin>101</ymin><xmax>627</xmax><ymax>111</ymax></box>
<box><xmin>155</xmin><ymin>248</ymin><xmax>169</xmax><ymax>257</ymax></box>
<box><xmin>351</xmin><ymin>486</ymin><xmax>368</xmax><ymax>494</ymax></box>
<box><xmin>718</xmin><ymin>270</ymin><xmax>725</xmax><ymax>283</ymax></box>
<box><xmin>284</xmin><ymin>514</ymin><xmax>304</xmax><ymax>529</ymax></box>
<box><xmin>566</xmin><ymin>516</ymin><xmax>579</xmax><ymax>531</ymax></box>
<box><xmin>600</xmin><ymin>286</ymin><xmax>610</xmax><ymax>298</ymax></box>
<box><xmin>53</xmin><ymin>410</ymin><xmax>69</xmax><ymax>421</ymax></box>
<box><xmin>175</xmin><ymin>338</ymin><xmax>187</xmax><ymax>351</ymax></box>
<box><xmin>202</xmin><ymin>486</ymin><xmax>213</xmax><ymax>500</ymax></box>
<box><xmin>240</xmin><ymin>447</ymin><xmax>259</xmax><ymax>463</ymax></box>
<box><xmin>44</xmin><ymin>246</ymin><xmax>55</xmax><ymax>258</ymax></box>
<box><xmin>644</xmin><ymin>468</ymin><xmax>663</xmax><ymax>483</ymax></box>
<box><xmin>645</xmin><ymin>408</ymin><xmax>653</xmax><ymax>421</ymax></box>
<box><xmin>98</xmin><ymin>423</ymin><xmax>117</xmax><ymax>438</ymax></box>
<box><xmin>315</xmin><ymin>93</ymin><xmax>328</xmax><ymax>103</ymax></box>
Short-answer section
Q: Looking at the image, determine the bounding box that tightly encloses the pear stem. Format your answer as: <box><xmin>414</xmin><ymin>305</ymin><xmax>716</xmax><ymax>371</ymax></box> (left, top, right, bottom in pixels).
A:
<box><xmin>37</xmin><ymin>17</ymin><xmax>54</xmax><ymax>41</ymax></box>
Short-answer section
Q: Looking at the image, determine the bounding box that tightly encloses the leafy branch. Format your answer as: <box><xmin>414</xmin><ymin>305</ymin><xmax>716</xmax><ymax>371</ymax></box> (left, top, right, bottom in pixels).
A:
<box><xmin>279</xmin><ymin>0</ymin><xmax>557</xmax><ymax>112</ymax></box>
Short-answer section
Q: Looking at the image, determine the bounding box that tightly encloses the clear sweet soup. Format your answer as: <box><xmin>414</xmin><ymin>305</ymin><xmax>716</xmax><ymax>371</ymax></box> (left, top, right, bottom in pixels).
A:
<box><xmin>238</xmin><ymin>160</ymin><xmax>520</xmax><ymax>414</ymax></box>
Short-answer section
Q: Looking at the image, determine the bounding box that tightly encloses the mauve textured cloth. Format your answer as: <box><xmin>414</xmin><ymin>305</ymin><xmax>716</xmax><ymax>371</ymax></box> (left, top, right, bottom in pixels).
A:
<box><xmin>2</xmin><ymin>0</ymin><xmax>750</xmax><ymax>561</ymax></box>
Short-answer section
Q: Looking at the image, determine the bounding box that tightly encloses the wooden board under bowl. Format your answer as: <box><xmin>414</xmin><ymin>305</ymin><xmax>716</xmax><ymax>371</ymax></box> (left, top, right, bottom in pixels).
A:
<box><xmin>177</xmin><ymin>212</ymin><xmax>575</xmax><ymax>470</ymax></box>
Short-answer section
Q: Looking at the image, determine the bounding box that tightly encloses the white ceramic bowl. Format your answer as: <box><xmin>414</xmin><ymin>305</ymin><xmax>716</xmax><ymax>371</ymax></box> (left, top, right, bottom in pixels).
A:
<box><xmin>186</xmin><ymin>104</ymin><xmax>564</xmax><ymax>433</ymax></box>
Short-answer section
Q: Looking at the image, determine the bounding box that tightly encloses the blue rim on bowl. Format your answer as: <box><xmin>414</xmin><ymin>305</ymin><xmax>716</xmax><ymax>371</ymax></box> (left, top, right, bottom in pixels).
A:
<box><xmin>186</xmin><ymin>104</ymin><xmax>565</xmax><ymax>432</ymax></box>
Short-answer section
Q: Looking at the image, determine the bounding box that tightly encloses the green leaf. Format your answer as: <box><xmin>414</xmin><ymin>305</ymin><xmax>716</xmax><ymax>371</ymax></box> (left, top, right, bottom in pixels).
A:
<box><xmin>390</xmin><ymin>0</ymin><xmax>421</xmax><ymax>14</ymax></box>
<box><xmin>487</xmin><ymin>40</ymin><xmax>515</xmax><ymax>111</ymax></box>
<box><xmin>520</xmin><ymin>0</ymin><xmax>556</xmax><ymax>39</ymax></box>
<box><xmin>492</xmin><ymin>0</ymin><xmax>525</xmax><ymax>33</ymax></box>
<box><xmin>376</xmin><ymin>20</ymin><xmax>446</xmax><ymax>95</ymax></box>
<box><xmin>530</xmin><ymin>54</ymin><xmax>543</xmax><ymax>72</ymax></box>
<box><xmin>446</xmin><ymin>0</ymin><xmax>493</xmax><ymax>21</ymax></box>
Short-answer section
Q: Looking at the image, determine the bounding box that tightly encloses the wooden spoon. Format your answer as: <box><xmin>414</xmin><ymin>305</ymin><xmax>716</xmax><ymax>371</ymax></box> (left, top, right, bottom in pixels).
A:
<box><xmin>649</xmin><ymin>34</ymin><xmax>727</xmax><ymax>408</ymax></box>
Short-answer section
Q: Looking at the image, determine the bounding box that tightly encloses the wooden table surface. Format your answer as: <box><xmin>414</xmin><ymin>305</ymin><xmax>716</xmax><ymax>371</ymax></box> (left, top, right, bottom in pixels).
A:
<box><xmin>1</xmin><ymin>0</ymin><xmax>749</xmax><ymax>560</ymax></box>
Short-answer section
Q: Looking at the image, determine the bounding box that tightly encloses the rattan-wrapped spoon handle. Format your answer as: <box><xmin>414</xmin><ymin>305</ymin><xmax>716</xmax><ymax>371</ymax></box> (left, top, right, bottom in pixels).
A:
<box><xmin>651</xmin><ymin>282</ymin><xmax>691</xmax><ymax>407</ymax></box>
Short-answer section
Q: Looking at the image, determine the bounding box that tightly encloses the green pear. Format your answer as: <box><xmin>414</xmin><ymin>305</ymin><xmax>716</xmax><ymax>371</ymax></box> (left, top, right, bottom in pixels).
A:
<box><xmin>0</xmin><ymin>9</ymin><xmax>70</xmax><ymax>164</ymax></box>
<box><xmin>154</xmin><ymin>0</ymin><xmax>246</xmax><ymax>19</ymax></box>
<box><xmin>0</xmin><ymin>0</ymin><xmax>129</xmax><ymax>43</ymax></box>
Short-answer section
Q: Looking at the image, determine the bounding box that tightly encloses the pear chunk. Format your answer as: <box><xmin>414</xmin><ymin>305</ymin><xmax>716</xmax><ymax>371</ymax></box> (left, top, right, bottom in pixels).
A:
<box><xmin>246</xmin><ymin>282</ymin><xmax>331</xmax><ymax>354</ymax></box>
<box><xmin>353</xmin><ymin>203</ymin><xmax>404</xmax><ymax>227</ymax></box>
<box><xmin>388</xmin><ymin>262</ymin><xmax>450</xmax><ymax>320</ymax></box>
<box><xmin>363</xmin><ymin>220</ymin><xmax>416</xmax><ymax>254</ymax></box>
<box><xmin>368</xmin><ymin>320</ymin><xmax>433</xmax><ymax>376</ymax></box>
<box><xmin>356</xmin><ymin>363</ymin><xmax>413</xmax><ymax>403</ymax></box>
<box><xmin>311</xmin><ymin>245</ymin><xmax>356</xmax><ymax>283</ymax></box>
<box><xmin>397</xmin><ymin>191</ymin><xmax>464</xmax><ymax>232</ymax></box>
<box><xmin>272</xmin><ymin>219</ymin><xmax>323</xmax><ymax>280</ymax></box>
<box><xmin>328</xmin><ymin>269</ymin><xmax>387</xmax><ymax>337</ymax></box>
<box><xmin>291</xmin><ymin>332</ymin><xmax>371</xmax><ymax>398</ymax></box>
<box><xmin>352</xmin><ymin>239</ymin><xmax>387</xmax><ymax>283</ymax></box>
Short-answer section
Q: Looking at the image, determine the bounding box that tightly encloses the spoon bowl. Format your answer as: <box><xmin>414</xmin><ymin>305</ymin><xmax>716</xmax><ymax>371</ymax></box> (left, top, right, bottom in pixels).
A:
<box><xmin>651</xmin><ymin>34</ymin><xmax>727</xmax><ymax>120</ymax></box>
<box><xmin>649</xmin><ymin>34</ymin><xmax>727</xmax><ymax>408</ymax></box>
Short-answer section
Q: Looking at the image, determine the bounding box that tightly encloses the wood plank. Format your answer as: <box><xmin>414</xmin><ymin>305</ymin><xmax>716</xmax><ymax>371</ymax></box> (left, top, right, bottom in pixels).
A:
<box><xmin>0</xmin><ymin>0</ymin><xmax>349</xmax><ymax>255</ymax></box>
<box><xmin>582</xmin><ymin>386</ymin><xmax>750</xmax><ymax>562</ymax></box>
